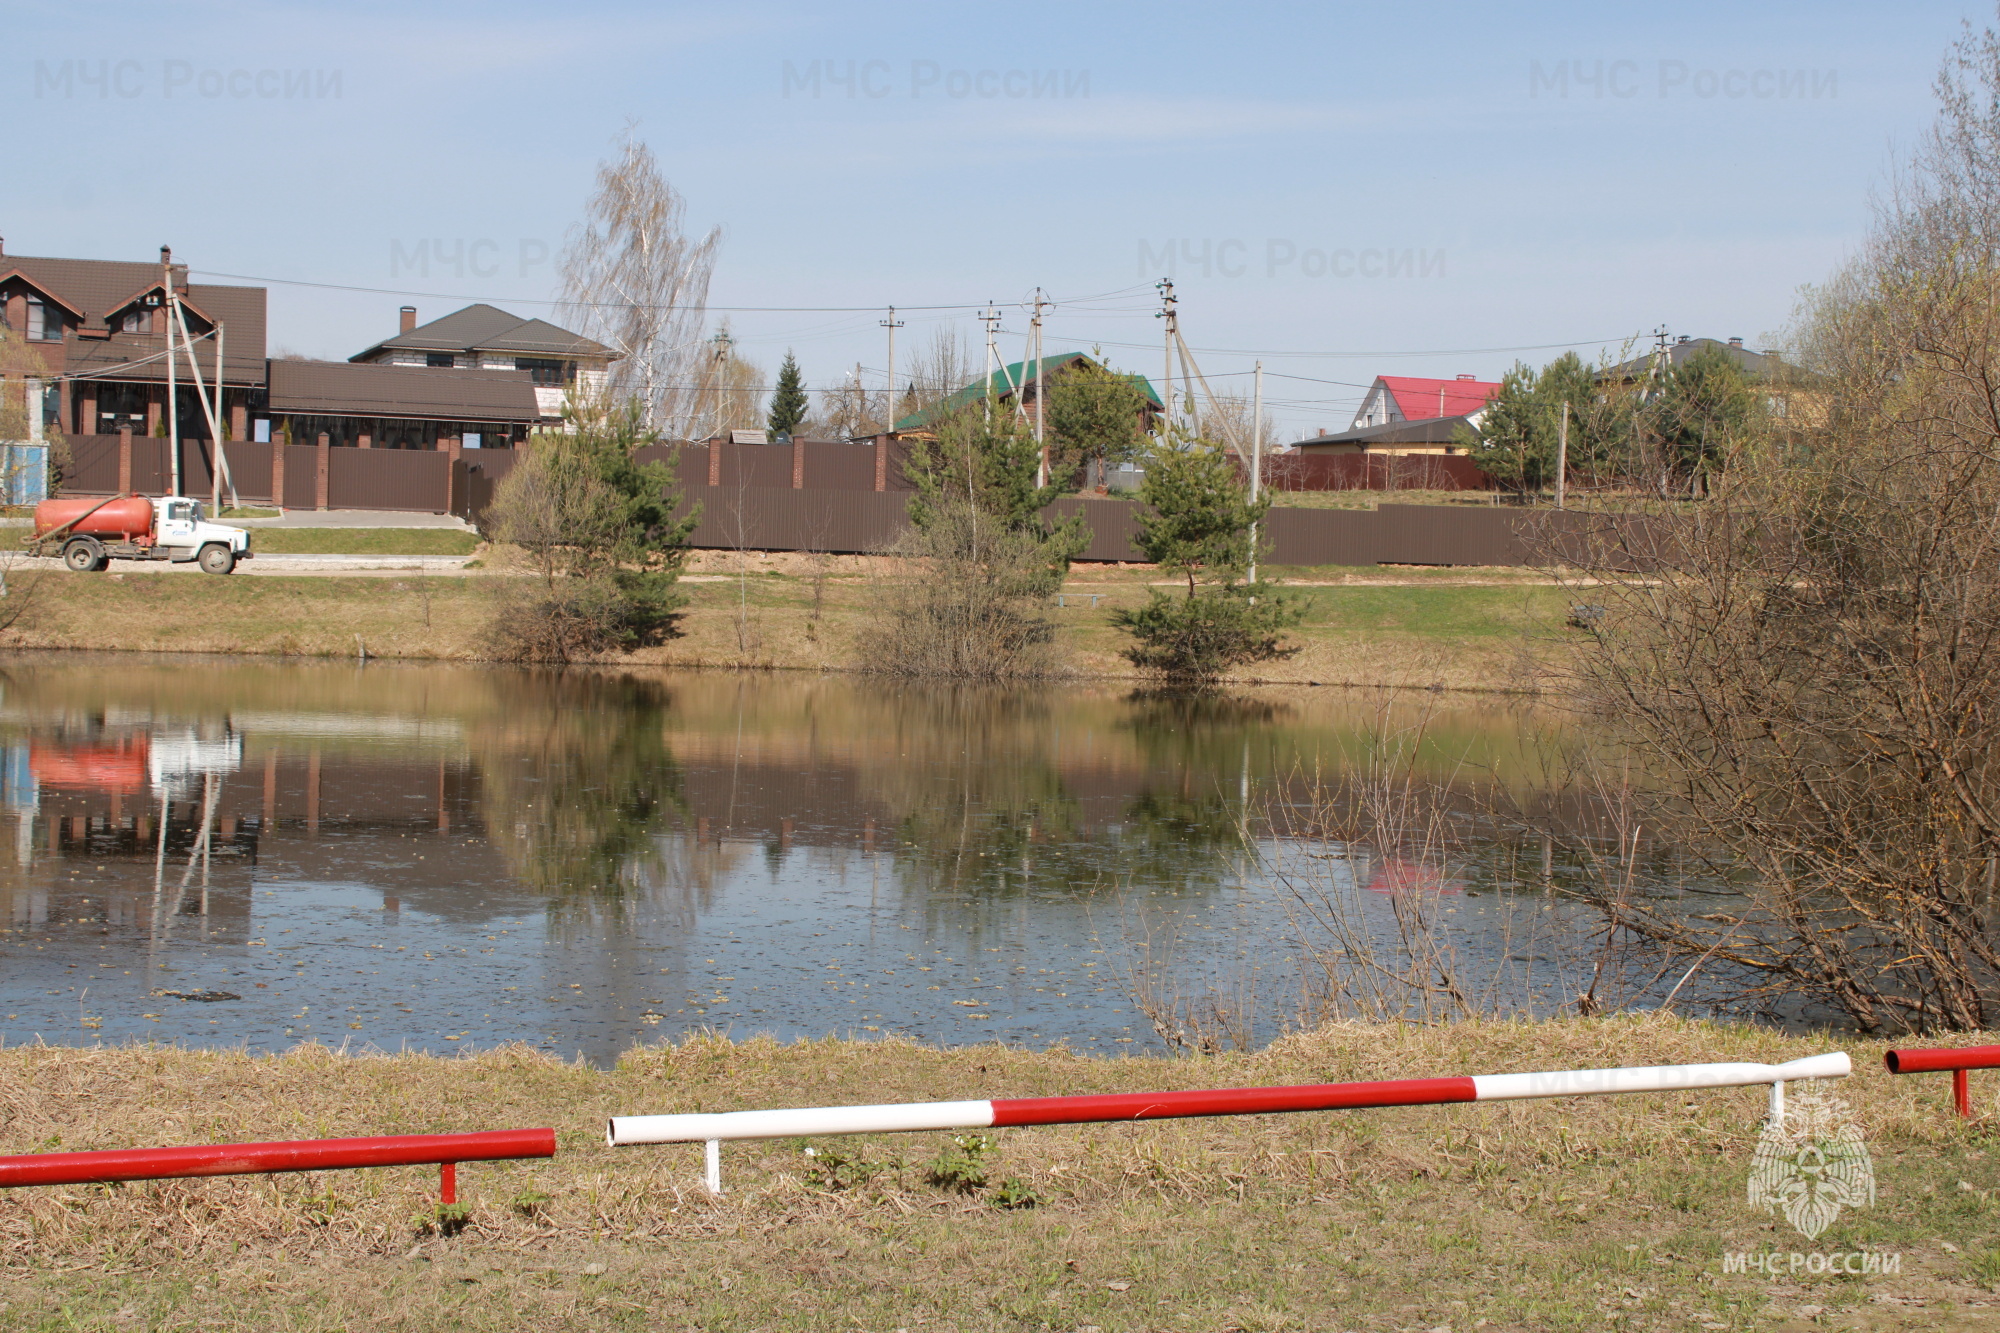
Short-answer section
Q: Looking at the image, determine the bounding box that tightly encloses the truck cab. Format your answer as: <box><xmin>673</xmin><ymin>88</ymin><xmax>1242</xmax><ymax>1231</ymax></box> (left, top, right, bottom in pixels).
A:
<box><xmin>157</xmin><ymin>498</ymin><xmax>252</xmax><ymax>570</ymax></box>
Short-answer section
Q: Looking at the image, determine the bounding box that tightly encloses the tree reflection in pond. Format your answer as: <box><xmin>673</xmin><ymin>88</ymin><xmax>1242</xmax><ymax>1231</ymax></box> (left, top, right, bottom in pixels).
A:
<box><xmin>474</xmin><ymin>672</ymin><xmax>685</xmax><ymax>925</ymax></box>
<box><xmin>879</xmin><ymin>689</ymin><xmax>1291</xmax><ymax>929</ymax></box>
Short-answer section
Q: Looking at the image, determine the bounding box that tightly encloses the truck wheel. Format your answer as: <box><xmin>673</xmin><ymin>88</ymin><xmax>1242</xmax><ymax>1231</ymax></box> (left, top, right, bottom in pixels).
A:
<box><xmin>62</xmin><ymin>539</ymin><xmax>107</xmax><ymax>573</ymax></box>
<box><xmin>197</xmin><ymin>543</ymin><xmax>237</xmax><ymax>575</ymax></box>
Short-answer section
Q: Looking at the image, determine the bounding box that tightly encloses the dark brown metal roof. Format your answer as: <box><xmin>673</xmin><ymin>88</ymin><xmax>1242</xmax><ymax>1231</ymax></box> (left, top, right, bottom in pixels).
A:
<box><xmin>268</xmin><ymin>359</ymin><xmax>544</xmax><ymax>423</ymax></box>
<box><xmin>350</xmin><ymin>302</ymin><xmax>616</xmax><ymax>363</ymax></box>
<box><xmin>0</xmin><ymin>254</ymin><xmax>267</xmax><ymax>385</ymax></box>
<box><xmin>1294</xmin><ymin>413</ymin><xmax>1479</xmax><ymax>449</ymax></box>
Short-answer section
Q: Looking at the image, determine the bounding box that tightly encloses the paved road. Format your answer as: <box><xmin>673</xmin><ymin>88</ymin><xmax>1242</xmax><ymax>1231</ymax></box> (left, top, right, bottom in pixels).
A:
<box><xmin>1</xmin><ymin>509</ymin><xmax>473</xmax><ymax>530</ymax></box>
<box><xmin>14</xmin><ymin>553</ymin><xmax>476</xmax><ymax>577</ymax></box>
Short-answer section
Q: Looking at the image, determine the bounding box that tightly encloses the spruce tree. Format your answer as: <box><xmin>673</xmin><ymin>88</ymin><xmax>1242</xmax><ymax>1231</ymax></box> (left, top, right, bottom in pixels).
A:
<box><xmin>767</xmin><ymin>350</ymin><xmax>808</xmax><ymax>439</ymax></box>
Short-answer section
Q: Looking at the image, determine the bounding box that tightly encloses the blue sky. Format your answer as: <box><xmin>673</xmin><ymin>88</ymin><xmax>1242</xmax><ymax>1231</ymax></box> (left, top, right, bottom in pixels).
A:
<box><xmin>3</xmin><ymin>0</ymin><xmax>1979</xmax><ymax>437</ymax></box>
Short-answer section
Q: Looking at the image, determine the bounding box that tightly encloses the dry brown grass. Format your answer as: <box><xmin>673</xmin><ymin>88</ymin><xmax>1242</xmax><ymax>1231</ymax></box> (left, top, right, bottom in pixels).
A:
<box><xmin>3</xmin><ymin>562</ymin><xmax>1574</xmax><ymax>690</ymax></box>
<box><xmin>2</xmin><ymin>1019</ymin><xmax>1998</xmax><ymax>1330</ymax></box>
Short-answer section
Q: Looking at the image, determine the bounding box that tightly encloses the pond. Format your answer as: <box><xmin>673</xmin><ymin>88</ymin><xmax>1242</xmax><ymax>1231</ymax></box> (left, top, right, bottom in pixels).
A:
<box><xmin>0</xmin><ymin>656</ymin><xmax>1660</xmax><ymax>1064</ymax></box>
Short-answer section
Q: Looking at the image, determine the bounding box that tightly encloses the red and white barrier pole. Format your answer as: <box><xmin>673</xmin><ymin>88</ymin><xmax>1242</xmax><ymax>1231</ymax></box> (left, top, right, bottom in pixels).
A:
<box><xmin>0</xmin><ymin>1128</ymin><xmax>555</xmax><ymax>1204</ymax></box>
<box><xmin>1885</xmin><ymin>1045</ymin><xmax>2000</xmax><ymax>1119</ymax></box>
<box><xmin>609</xmin><ymin>1053</ymin><xmax>1849</xmax><ymax>1194</ymax></box>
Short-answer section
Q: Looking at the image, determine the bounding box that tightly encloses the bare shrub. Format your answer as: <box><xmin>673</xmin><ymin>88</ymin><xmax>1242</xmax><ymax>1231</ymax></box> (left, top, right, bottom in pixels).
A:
<box><xmin>1560</xmin><ymin>22</ymin><xmax>2000</xmax><ymax>1032</ymax></box>
<box><xmin>862</xmin><ymin>502</ymin><xmax>1069</xmax><ymax>679</ymax></box>
<box><xmin>485</xmin><ymin>584</ymin><xmax>630</xmax><ymax>664</ymax></box>
<box><xmin>861</xmin><ymin>406</ymin><xmax>1083</xmax><ymax>679</ymax></box>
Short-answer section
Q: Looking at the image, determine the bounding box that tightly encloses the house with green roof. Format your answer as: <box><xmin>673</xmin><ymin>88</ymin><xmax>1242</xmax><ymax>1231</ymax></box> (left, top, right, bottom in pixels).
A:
<box><xmin>891</xmin><ymin>352</ymin><xmax>1163</xmax><ymax>436</ymax></box>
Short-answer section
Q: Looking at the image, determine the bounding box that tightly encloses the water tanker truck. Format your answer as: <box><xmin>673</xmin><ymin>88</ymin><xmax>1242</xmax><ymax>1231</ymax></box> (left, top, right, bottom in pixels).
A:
<box><xmin>30</xmin><ymin>495</ymin><xmax>253</xmax><ymax>574</ymax></box>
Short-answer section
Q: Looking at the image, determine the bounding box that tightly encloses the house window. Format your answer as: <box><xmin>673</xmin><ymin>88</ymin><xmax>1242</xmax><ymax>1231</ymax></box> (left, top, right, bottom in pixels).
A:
<box><xmin>25</xmin><ymin>298</ymin><xmax>54</xmax><ymax>341</ymax></box>
<box><xmin>426</xmin><ymin>352</ymin><xmax>456</xmax><ymax>368</ymax></box>
<box><xmin>120</xmin><ymin>309</ymin><xmax>154</xmax><ymax>335</ymax></box>
<box><xmin>514</xmin><ymin>357</ymin><xmax>575</xmax><ymax>386</ymax></box>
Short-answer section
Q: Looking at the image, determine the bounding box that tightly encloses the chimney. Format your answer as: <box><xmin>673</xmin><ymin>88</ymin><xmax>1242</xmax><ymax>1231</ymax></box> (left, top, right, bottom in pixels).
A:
<box><xmin>1455</xmin><ymin>373</ymin><xmax>1475</xmax><ymax>381</ymax></box>
<box><xmin>1676</xmin><ymin>335</ymin><xmax>1690</xmax><ymax>345</ymax></box>
<box><xmin>1727</xmin><ymin>336</ymin><xmax>1744</xmax><ymax>349</ymax></box>
<box><xmin>0</xmin><ymin>237</ymin><xmax>6</xmax><ymax>257</ymax></box>
<box><xmin>400</xmin><ymin>306</ymin><xmax>417</xmax><ymax>334</ymax></box>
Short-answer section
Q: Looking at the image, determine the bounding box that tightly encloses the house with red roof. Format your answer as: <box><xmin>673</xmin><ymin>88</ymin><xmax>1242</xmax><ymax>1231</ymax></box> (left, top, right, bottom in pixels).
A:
<box><xmin>1353</xmin><ymin>374</ymin><xmax>1499</xmax><ymax>430</ymax></box>
<box><xmin>1293</xmin><ymin>372</ymin><xmax>1502</xmax><ymax>457</ymax></box>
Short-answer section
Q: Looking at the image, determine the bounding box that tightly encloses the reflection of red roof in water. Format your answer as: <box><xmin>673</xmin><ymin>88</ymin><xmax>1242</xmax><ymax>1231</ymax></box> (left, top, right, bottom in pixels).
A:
<box><xmin>1364</xmin><ymin>858</ymin><xmax>1460</xmax><ymax>895</ymax></box>
<box><xmin>31</xmin><ymin>737</ymin><xmax>149</xmax><ymax>793</ymax></box>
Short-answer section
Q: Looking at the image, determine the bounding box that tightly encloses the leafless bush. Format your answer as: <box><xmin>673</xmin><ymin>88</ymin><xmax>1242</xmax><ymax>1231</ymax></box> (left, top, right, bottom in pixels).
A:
<box><xmin>1555</xmin><ymin>23</ymin><xmax>2000</xmax><ymax>1031</ymax></box>
<box><xmin>485</xmin><ymin>584</ymin><xmax>632</xmax><ymax>664</ymax></box>
<box><xmin>860</xmin><ymin>499</ymin><xmax>1070</xmax><ymax>680</ymax></box>
<box><xmin>1122</xmin><ymin>919</ymin><xmax>1260</xmax><ymax>1055</ymax></box>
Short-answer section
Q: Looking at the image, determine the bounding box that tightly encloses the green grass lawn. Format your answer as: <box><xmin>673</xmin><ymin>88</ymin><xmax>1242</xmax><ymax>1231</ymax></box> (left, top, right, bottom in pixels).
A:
<box><xmin>1293</xmin><ymin>582</ymin><xmax>1571</xmax><ymax>636</ymax></box>
<box><xmin>247</xmin><ymin>528</ymin><xmax>482</xmax><ymax>556</ymax></box>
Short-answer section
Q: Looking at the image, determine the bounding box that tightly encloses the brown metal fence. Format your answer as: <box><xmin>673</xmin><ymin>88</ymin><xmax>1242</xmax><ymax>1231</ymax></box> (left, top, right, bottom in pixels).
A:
<box><xmin>328</xmin><ymin>448</ymin><xmax>451</xmax><ymax>512</ymax></box>
<box><xmin>450</xmin><ymin>439</ymin><xmax>1583</xmax><ymax>567</ymax></box>
<box><xmin>1259</xmin><ymin>452</ymin><xmax>1491</xmax><ymax>492</ymax></box>
<box><xmin>62</xmin><ymin>435</ymin><xmax>450</xmax><ymax>512</ymax></box>
<box><xmin>53</xmin><ymin>431</ymin><xmax>1602</xmax><ymax>567</ymax></box>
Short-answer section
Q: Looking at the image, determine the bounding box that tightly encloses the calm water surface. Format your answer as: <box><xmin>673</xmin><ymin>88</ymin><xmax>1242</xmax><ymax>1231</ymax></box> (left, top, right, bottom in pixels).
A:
<box><xmin>0</xmin><ymin>656</ymin><xmax>1620</xmax><ymax>1063</ymax></box>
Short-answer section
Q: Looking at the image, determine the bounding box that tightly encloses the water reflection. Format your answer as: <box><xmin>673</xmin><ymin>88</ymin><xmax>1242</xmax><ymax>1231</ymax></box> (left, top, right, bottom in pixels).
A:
<box><xmin>0</xmin><ymin>655</ymin><xmax>1618</xmax><ymax>1063</ymax></box>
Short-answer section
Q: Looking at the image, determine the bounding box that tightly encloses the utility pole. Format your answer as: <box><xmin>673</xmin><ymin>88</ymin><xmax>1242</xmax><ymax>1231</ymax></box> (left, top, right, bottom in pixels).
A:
<box><xmin>168</xmin><ymin>298</ymin><xmax>232</xmax><ymax>510</ymax></box>
<box><xmin>980</xmin><ymin>302</ymin><xmax>1000</xmax><ymax>424</ymax></box>
<box><xmin>1249</xmin><ymin>360</ymin><xmax>1264</xmax><ymax>587</ymax></box>
<box><xmin>216</xmin><ymin>321</ymin><xmax>237</xmax><ymax>509</ymax></box>
<box><xmin>1556</xmin><ymin>399</ymin><xmax>1569</xmax><ymax>510</ymax></box>
<box><xmin>163</xmin><ymin>246</ymin><xmax>180</xmax><ymax>496</ymax></box>
<box><xmin>880</xmin><ymin>306</ymin><xmax>904</xmax><ymax>432</ymax></box>
<box><xmin>707</xmin><ymin>329</ymin><xmax>734</xmax><ymax>437</ymax></box>
<box><xmin>1155</xmin><ymin>278</ymin><xmax>1177</xmax><ymax>433</ymax></box>
<box><xmin>1031</xmin><ymin>288</ymin><xmax>1048</xmax><ymax>486</ymax></box>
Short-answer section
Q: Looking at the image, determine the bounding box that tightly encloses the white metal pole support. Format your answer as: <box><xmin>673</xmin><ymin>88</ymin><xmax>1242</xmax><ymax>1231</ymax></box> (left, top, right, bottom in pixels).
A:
<box><xmin>704</xmin><ymin>1139</ymin><xmax>722</xmax><ymax>1196</ymax></box>
<box><xmin>1769</xmin><ymin>1080</ymin><xmax>1785</xmax><ymax>1130</ymax></box>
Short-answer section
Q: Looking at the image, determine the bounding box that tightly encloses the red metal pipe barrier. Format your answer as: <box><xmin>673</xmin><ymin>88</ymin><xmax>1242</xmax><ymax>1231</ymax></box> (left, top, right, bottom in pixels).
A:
<box><xmin>1884</xmin><ymin>1045</ymin><xmax>2000</xmax><ymax>1118</ymax></box>
<box><xmin>0</xmin><ymin>1128</ymin><xmax>554</xmax><ymax>1201</ymax></box>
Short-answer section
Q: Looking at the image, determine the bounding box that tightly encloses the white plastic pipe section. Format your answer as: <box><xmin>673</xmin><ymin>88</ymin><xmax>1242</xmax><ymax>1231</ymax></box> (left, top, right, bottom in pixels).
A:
<box><xmin>1468</xmin><ymin>1052</ymin><xmax>1849</xmax><ymax>1104</ymax></box>
<box><xmin>614</xmin><ymin>1098</ymin><xmax>994</xmax><ymax>1147</ymax></box>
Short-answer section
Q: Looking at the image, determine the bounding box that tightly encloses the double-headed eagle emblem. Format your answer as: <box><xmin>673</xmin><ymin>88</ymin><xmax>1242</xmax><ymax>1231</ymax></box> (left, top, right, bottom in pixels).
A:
<box><xmin>1748</xmin><ymin>1087</ymin><xmax>1876</xmax><ymax>1240</ymax></box>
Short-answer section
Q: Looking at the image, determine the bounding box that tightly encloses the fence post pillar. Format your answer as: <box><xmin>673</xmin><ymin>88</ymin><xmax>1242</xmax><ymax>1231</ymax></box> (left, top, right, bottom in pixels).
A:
<box><xmin>271</xmin><ymin>437</ymin><xmax>286</xmax><ymax>509</ymax></box>
<box><xmin>874</xmin><ymin>434</ymin><xmax>887</xmax><ymax>492</ymax></box>
<box><xmin>316</xmin><ymin>433</ymin><xmax>330</xmax><ymax>511</ymax></box>
<box><xmin>792</xmin><ymin>440</ymin><xmax>804</xmax><ymax>489</ymax></box>
<box><xmin>117</xmin><ymin>428</ymin><xmax>132</xmax><ymax>494</ymax></box>
<box><xmin>708</xmin><ymin>438</ymin><xmax>721</xmax><ymax>487</ymax></box>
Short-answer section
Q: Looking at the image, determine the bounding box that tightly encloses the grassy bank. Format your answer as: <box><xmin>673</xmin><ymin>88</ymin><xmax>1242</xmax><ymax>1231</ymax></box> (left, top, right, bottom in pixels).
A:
<box><xmin>0</xmin><ymin>1019</ymin><xmax>1992</xmax><ymax>1331</ymax></box>
<box><xmin>7</xmin><ymin>563</ymin><xmax>1572</xmax><ymax>690</ymax></box>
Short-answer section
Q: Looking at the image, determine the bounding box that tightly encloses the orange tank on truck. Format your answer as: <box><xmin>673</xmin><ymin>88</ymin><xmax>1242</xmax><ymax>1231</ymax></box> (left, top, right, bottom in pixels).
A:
<box><xmin>33</xmin><ymin>497</ymin><xmax>157</xmax><ymax>544</ymax></box>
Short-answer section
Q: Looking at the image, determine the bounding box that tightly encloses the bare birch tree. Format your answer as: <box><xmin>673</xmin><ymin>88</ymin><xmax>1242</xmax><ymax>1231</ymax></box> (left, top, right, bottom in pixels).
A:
<box><xmin>902</xmin><ymin>327</ymin><xmax>981</xmax><ymax>413</ymax></box>
<box><xmin>558</xmin><ymin>133</ymin><xmax>721</xmax><ymax>439</ymax></box>
<box><xmin>807</xmin><ymin>366</ymin><xmax>887</xmax><ymax>440</ymax></box>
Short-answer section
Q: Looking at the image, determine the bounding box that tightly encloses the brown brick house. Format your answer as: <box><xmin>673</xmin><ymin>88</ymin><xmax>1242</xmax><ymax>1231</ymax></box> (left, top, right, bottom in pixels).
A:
<box><xmin>265</xmin><ymin>358</ymin><xmax>544</xmax><ymax>456</ymax></box>
<box><xmin>0</xmin><ymin>242</ymin><xmax>265</xmax><ymax>442</ymax></box>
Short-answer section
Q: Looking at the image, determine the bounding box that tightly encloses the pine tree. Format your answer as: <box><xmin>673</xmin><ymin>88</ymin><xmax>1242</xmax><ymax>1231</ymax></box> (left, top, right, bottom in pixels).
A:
<box><xmin>767</xmin><ymin>350</ymin><xmax>808</xmax><ymax>439</ymax></box>
<box><xmin>1110</xmin><ymin>430</ymin><xmax>1302</xmax><ymax>683</ymax></box>
<box><xmin>1046</xmin><ymin>353</ymin><xmax>1150</xmax><ymax>485</ymax></box>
